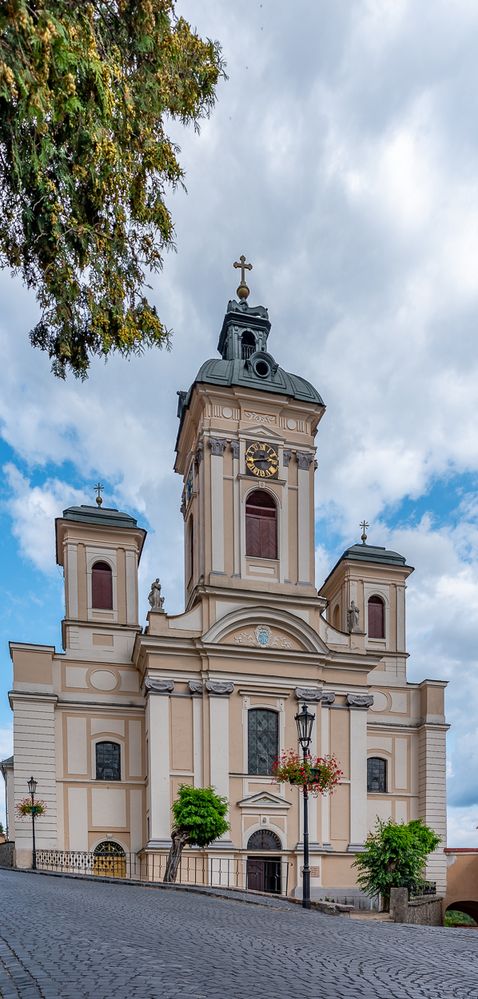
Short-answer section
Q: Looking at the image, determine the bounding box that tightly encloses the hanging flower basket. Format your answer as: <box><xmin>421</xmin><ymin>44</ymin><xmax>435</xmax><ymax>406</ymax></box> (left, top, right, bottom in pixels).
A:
<box><xmin>272</xmin><ymin>750</ymin><xmax>343</xmax><ymax>796</ymax></box>
<box><xmin>15</xmin><ymin>798</ymin><xmax>47</xmax><ymax>819</ymax></box>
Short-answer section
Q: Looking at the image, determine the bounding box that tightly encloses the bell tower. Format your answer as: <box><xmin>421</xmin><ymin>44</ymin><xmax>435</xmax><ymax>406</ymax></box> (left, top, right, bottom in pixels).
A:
<box><xmin>175</xmin><ymin>260</ymin><xmax>325</xmax><ymax>607</ymax></box>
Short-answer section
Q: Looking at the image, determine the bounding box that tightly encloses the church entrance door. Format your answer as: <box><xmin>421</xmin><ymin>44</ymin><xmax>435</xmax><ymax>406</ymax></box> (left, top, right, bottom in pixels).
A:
<box><xmin>246</xmin><ymin>830</ymin><xmax>282</xmax><ymax>894</ymax></box>
<box><xmin>247</xmin><ymin>856</ymin><xmax>281</xmax><ymax>893</ymax></box>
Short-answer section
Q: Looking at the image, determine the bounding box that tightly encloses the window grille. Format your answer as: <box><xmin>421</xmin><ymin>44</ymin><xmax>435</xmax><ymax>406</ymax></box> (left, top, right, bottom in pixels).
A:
<box><xmin>367</xmin><ymin>757</ymin><xmax>387</xmax><ymax>793</ymax></box>
<box><xmin>248</xmin><ymin>709</ymin><xmax>279</xmax><ymax>775</ymax></box>
<box><xmin>247</xmin><ymin>829</ymin><xmax>282</xmax><ymax>850</ymax></box>
<box><xmin>95</xmin><ymin>741</ymin><xmax>121</xmax><ymax>781</ymax></box>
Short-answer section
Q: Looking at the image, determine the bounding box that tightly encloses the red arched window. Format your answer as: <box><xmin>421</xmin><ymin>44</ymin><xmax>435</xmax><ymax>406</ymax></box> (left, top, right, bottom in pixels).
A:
<box><xmin>368</xmin><ymin>595</ymin><xmax>385</xmax><ymax>638</ymax></box>
<box><xmin>92</xmin><ymin>561</ymin><xmax>113</xmax><ymax>610</ymax></box>
<box><xmin>246</xmin><ymin>490</ymin><xmax>277</xmax><ymax>559</ymax></box>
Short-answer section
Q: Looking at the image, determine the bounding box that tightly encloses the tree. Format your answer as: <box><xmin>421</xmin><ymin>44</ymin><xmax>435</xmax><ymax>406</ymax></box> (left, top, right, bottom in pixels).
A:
<box><xmin>163</xmin><ymin>785</ymin><xmax>229</xmax><ymax>884</ymax></box>
<box><xmin>353</xmin><ymin>818</ymin><xmax>440</xmax><ymax>910</ymax></box>
<box><xmin>0</xmin><ymin>2</ymin><xmax>224</xmax><ymax>377</ymax></box>
<box><xmin>0</xmin><ymin>821</ymin><xmax>4</xmax><ymax>836</ymax></box>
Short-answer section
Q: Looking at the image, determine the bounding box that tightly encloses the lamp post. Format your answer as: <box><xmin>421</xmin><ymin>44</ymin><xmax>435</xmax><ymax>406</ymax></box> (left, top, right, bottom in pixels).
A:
<box><xmin>295</xmin><ymin>703</ymin><xmax>315</xmax><ymax>909</ymax></box>
<box><xmin>27</xmin><ymin>776</ymin><xmax>38</xmax><ymax>871</ymax></box>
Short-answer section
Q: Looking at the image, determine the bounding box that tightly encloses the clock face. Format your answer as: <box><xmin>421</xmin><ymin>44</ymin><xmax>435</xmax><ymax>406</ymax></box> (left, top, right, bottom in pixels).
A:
<box><xmin>245</xmin><ymin>441</ymin><xmax>279</xmax><ymax>478</ymax></box>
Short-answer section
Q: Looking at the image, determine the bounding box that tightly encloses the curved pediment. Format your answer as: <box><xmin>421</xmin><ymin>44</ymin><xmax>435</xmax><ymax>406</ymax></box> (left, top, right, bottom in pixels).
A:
<box><xmin>202</xmin><ymin>606</ymin><xmax>330</xmax><ymax>655</ymax></box>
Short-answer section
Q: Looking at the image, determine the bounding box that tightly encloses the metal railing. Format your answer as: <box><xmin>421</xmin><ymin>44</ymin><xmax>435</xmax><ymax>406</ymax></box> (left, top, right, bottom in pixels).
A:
<box><xmin>410</xmin><ymin>881</ymin><xmax>437</xmax><ymax>897</ymax></box>
<box><xmin>35</xmin><ymin>850</ymin><xmax>290</xmax><ymax>896</ymax></box>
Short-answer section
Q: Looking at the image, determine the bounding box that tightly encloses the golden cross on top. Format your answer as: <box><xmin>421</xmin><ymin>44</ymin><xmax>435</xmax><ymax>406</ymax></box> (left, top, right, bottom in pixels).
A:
<box><xmin>360</xmin><ymin>520</ymin><xmax>369</xmax><ymax>544</ymax></box>
<box><xmin>94</xmin><ymin>482</ymin><xmax>104</xmax><ymax>507</ymax></box>
<box><xmin>233</xmin><ymin>254</ymin><xmax>253</xmax><ymax>300</ymax></box>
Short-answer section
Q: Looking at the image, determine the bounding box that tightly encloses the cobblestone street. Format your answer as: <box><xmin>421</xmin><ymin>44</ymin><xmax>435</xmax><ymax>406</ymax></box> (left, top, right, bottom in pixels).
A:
<box><xmin>0</xmin><ymin>870</ymin><xmax>477</xmax><ymax>999</ymax></box>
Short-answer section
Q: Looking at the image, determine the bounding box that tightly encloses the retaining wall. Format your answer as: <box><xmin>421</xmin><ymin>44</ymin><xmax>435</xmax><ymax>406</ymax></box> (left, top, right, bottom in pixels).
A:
<box><xmin>0</xmin><ymin>842</ymin><xmax>15</xmax><ymax>868</ymax></box>
<box><xmin>390</xmin><ymin>887</ymin><xmax>443</xmax><ymax>926</ymax></box>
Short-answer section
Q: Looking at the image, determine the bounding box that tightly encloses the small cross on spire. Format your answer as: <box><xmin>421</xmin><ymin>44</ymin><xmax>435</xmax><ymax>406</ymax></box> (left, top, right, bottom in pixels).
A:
<box><xmin>360</xmin><ymin>520</ymin><xmax>369</xmax><ymax>544</ymax></box>
<box><xmin>94</xmin><ymin>482</ymin><xmax>104</xmax><ymax>507</ymax></box>
<box><xmin>233</xmin><ymin>254</ymin><xmax>253</xmax><ymax>300</ymax></box>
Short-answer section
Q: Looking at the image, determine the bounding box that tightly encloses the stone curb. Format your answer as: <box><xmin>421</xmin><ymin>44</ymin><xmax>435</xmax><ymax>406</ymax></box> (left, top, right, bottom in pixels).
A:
<box><xmin>5</xmin><ymin>866</ymin><xmax>349</xmax><ymax>914</ymax></box>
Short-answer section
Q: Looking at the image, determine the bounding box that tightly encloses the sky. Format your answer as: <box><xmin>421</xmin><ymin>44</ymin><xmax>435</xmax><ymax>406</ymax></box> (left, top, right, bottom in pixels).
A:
<box><xmin>1</xmin><ymin>0</ymin><xmax>478</xmax><ymax>845</ymax></box>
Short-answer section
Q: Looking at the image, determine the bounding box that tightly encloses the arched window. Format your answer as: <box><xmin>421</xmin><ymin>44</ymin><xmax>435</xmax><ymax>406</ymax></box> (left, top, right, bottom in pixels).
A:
<box><xmin>368</xmin><ymin>595</ymin><xmax>385</xmax><ymax>638</ymax></box>
<box><xmin>367</xmin><ymin>757</ymin><xmax>387</xmax><ymax>793</ymax></box>
<box><xmin>247</xmin><ymin>830</ymin><xmax>282</xmax><ymax>851</ymax></box>
<box><xmin>246</xmin><ymin>490</ymin><xmax>277</xmax><ymax>559</ymax></box>
<box><xmin>333</xmin><ymin>605</ymin><xmax>340</xmax><ymax>629</ymax></box>
<box><xmin>241</xmin><ymin>331</ymin><xmax>256</xmax><ymax>359</ymax></box>
<box><xmin>92</xmin><ymin>561</ymin><xmax>113</xmax><ymax>610</ymax></box>
<box><xmin>248</xmin><ymin>708</ymin><xmax>279</xmax><ymax>775</ymax></box>
<box><xmin>95</xmin><ymin>741</ymin><xmax>121</xmax><ymax>781</ymax></box>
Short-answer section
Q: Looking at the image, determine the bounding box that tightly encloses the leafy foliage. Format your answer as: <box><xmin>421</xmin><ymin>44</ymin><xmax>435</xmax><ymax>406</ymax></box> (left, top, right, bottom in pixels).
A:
<box><xmin>171</xmin><ymin>785</ymin><xmax>229</xmax><ymax>847</ymax></box>
<box><xmin>0</xmin><ymin>1</ymin><xmax>224</xmax><ymax>377</ymax></box>
<box><xmin>164</xmin><ymin>785</ymin><xmax>229</xmax><ymax>882</ymax></box>
<box><xmin>444</xmin><ymin>909</ymin><xmax>477</xmax><ymax>927</ymax></box>
<box><xmin>0</xmin><ymin>821</ymin><xmax>4</xmax><ymax>835</ymax></box>
<box><xmin>272</xmin><ymin>750</ymin><xmax>343</xmax><ymax>796</ymax></box>
<box><xmin>353</xmin><ymin>818</ymin><xmax>440</xmax><ymax>909</ymax></box>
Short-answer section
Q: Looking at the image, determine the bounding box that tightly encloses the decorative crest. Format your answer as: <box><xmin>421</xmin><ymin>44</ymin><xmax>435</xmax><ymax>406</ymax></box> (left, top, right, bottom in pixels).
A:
<box><xmin>94</xmin><ymin>482</ymin><xmax>104</xmax><ymax>507</ymax></box>
<box><xmin>360</xmin><ymin>519</ymin><xmax>369</xmax><ymax>544</ymax></box>
<box><xmin>233</xmin><ymin>254</ymin><xmax>252</xmax><ymax>300</ymax></box>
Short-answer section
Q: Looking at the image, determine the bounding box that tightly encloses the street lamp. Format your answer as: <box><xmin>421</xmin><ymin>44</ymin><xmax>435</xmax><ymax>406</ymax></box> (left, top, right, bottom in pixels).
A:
<box><xmin>295</xmin><ymin>703</ymin><xmax>315</xmax><ymax>909</ymax></box>
<box><xmin>27</xmin><ymin>776</ymin><xmax>38</xmax><ymax>871</ymax></box>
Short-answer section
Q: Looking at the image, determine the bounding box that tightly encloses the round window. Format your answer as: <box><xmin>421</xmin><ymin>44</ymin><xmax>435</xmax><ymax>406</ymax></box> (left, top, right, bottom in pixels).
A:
<box><xmin>253</xmin><ymin>358</ymin><xmax>270</xmax><ymax>378</ymax></box>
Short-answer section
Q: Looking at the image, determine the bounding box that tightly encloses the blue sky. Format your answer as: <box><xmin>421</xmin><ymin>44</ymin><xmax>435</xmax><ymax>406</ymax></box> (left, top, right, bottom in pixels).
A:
<box><xmin>2</xmin><ymin>0</ymin><xmax>478</xmax><ymax>844</ymax></box>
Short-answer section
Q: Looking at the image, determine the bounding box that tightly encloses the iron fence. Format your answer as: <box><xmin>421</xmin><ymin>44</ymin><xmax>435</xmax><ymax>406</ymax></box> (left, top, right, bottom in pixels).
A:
<box><xmin>35</xmin><ymin>849</ymin><xmax>290</xmax><ymax>896</ymax></box>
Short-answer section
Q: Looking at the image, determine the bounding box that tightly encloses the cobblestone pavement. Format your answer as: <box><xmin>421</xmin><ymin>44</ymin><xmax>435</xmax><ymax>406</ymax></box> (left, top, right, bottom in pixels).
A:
<box><xmin>0</xmin><ymin>870</ymin><xmax>477</xmax><ymax>999</ymax></box>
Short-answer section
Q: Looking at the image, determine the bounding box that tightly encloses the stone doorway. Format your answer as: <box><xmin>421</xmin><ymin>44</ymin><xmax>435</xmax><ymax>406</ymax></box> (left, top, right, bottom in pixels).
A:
<box><xmin>246</xmin><ymin>830</ymin><xmax>282</xmax><ymax>894</ymax></box>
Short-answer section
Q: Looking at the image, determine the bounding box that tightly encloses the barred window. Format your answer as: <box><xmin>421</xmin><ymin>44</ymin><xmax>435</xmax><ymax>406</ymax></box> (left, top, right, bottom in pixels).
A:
<box><xmin>248</xmin><ymin>709</ymin><xmax>279</xmax><ymax>775</ymax></box>
<box><xmin>368</xmin><ymin>595</ymin><xmax>385</xmax><ymax>638</ymax></box>
<box><xmin>367</xmin><ymin>757</ymin><xmax>387</xmax><ymax>793</ymax></box>
<box><xmin>96</xmin><ymin>741</ymin><xmax>121</xmax><ymax>781</ymax></box>
<box><xmin>92</xmin><ymin>561</ymin><xmax>113</xmax><ymax>610</ymax></box>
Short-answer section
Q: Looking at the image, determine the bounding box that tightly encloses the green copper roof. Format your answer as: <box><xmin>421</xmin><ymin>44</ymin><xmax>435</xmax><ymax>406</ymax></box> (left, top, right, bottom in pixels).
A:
<box><xmin>177</xmin><ymin>299</ymin><xmax>324</xmax><ymax>439</ymax></box>
<box><xmin>321</xmin><ymin>541</ymin><xmax>410</xmax><ymax>589</ymax></box>
<box><xmin>61</xmin><ymin>505</ymin><xmax>139</xmax><ymax>529</ymax></box>
<box><xmin>193</xmin><ymin>356</ymin><xmax>323</xmax><ymax>403</ymax></box>
<box><xmin>341</xmin><ymin>543</ymin><xmax>407</xmax><ymax>566</ymax></box>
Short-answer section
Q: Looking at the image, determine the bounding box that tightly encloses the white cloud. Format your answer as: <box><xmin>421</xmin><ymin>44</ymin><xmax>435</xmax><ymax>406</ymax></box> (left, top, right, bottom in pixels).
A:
<box><xmin>3</xmin><ymin>465</ymin><xmax>87</xmax><ymax>573</ymax></box>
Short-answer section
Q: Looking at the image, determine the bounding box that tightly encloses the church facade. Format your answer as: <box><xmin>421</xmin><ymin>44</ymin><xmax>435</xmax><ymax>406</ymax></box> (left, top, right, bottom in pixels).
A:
<box><xmin>3</xmin><ymin>270</ymin><xmax>448</xmax><ymax>899</ymax></box>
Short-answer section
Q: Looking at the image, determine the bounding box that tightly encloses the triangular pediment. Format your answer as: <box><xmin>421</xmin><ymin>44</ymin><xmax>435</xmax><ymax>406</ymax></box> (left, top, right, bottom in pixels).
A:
<box><xmin>242</xmin><ymin>424</ymin><xmax>284</xmax><ymax>442</ymax></box>
<box><xmin>237</xmin><ymin>791</ymin><xmax>291</xmax><ymax>810</ymax></box>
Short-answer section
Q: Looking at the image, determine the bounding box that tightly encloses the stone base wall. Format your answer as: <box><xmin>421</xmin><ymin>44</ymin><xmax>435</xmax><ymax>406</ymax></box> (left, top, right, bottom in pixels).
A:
<box><xmin>0</xmin><ymin>842</ymin><xmax>15</xmax><ymax>868</ymax></box>
<box><xmin>296</xmin><ymin>887</ymin><xmax>379</xmax><ymax>911</ymax></box>
<box><xmin>390</xmin><ymin>887</ymin><xmax>443</xmax><ymax>926</ymax></box>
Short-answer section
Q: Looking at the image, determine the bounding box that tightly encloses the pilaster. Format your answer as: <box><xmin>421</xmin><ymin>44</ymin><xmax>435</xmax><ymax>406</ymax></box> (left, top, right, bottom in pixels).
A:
<box><xmin>207</xmin><ymin>682</ymin><xmax>234</xmax><ymax>844</ymax></box>
<box><xmin>145</xmin><ymin>679</ymin><xmax>174</xmax><ymax>845</ymax></box>
<box><xmin>347</xmin><ymin>694</ymin><xmax>373</xmax><ymax>850</ymax></box>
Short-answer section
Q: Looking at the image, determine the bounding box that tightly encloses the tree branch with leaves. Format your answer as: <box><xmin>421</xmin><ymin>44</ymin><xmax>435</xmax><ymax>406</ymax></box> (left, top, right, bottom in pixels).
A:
<box><xmin>163</xmin><ymin>785</ymin><xmax>229</xmax><ymax>884</ymax></box>
<box><xmin>353</xmin><ymin>818</ymin><xmax>440</xmax><ymax>911</ymax></box>
<box><xmin>0</xmin><ymin>1</ymin><xmax>224</xmax><ymax>377</ymax></box>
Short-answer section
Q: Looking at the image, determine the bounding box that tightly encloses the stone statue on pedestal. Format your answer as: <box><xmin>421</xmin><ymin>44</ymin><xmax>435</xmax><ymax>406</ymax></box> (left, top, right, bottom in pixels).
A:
<box><xmin>347</xmin><ymin>601</ymin><xmax>360</xmax><ymax>633</ymax></box>
<box><xmin>148</xmin><ymin>578</ymin><xmax>165</xmax><ymax>612</ymax></box>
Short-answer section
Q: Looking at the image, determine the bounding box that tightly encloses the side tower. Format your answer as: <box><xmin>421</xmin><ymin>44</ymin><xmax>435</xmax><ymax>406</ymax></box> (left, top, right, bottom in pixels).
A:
<box><xmin>320</xmin><ymin>538</ymin><xmax>448</xmax><ymax>892</ymax></box>
<box><xmin>55</xmin><ymin>501</ymin><xmax>146</xmax><ymax>660</ymax></box>
<box><xmin>9</xmin><ymin>501</ymin><xmax>147</xmax><ymax>868</ymax></box>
